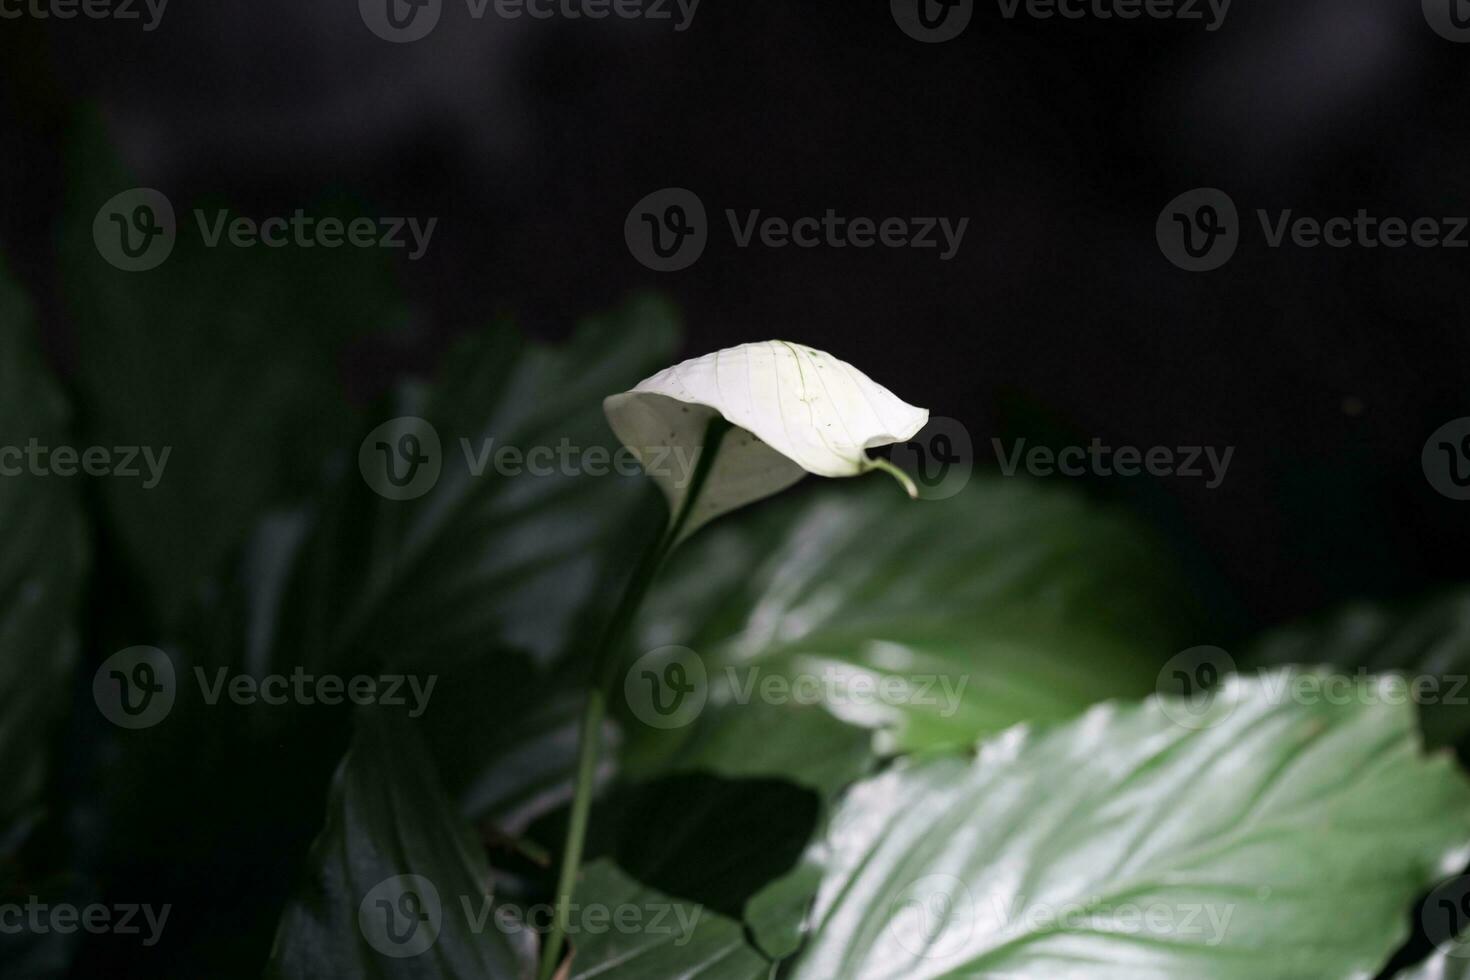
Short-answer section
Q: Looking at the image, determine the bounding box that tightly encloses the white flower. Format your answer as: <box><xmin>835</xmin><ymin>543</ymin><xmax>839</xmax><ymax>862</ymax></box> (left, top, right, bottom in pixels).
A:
<box><xmin>604</xmin><ymin>341</ymin><xmax>928</xmax><ymax>540</ymax></box>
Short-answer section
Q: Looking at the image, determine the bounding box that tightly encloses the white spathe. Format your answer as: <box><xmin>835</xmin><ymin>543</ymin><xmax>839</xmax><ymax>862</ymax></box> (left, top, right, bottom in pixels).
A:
<box><xmin>604</xmin><ymin>341</ymin><xmax>929</xmax><ymax>541</ymax></box>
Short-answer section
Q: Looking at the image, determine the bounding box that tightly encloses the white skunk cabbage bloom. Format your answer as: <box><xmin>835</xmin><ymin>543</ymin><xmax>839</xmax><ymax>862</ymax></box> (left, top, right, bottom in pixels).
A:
<box><xmin>604</xmin><ymin>341</ymin><xmax>928</xmax><ymax>541</ymax></box>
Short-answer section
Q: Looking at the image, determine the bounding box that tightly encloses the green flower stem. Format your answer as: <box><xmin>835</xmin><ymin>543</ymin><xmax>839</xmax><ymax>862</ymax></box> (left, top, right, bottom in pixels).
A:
<box><xmin>538</xmin><ymin>417</ymin><xmax>730</xmax><ymax>980</ymax></box>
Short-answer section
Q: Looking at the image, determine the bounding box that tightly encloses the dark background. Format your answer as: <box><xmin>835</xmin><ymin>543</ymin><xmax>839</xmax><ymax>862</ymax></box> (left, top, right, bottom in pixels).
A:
<box><xmin>3</xmin><ymin>0</ymin><xmax>1468</xmax><ymax>626</ymax></box>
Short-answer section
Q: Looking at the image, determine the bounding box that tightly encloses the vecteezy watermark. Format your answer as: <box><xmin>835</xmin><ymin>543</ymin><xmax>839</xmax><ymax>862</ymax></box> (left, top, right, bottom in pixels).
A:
<box><xmin>1155</xmin><ymin>646</ymin><xmax>1237</xmax><ymax>729</ymax></box>
<box><xmin>359</xmin><ymin>0</ymin><xmax>699</xmax><ymax>43</ymax></box>
<box><xmin>92</xmin><ymin>647</ymin><xmax>437</xmax><ymax>729</ymax></box>
<box><xmin>989</xmin><ymin>896</ymin><xmax>1236</xmax><ymax>946</ymax></box>
<box><xmin>1424</xmin><ymin>0</ymin><xmax>1470</xmax><ymax>43</ymax></box>
<box><xmin>1154</xmin><ymin>650</ymin><xmax>1470</xmax><ymax>730</ymax></box>
<box><xmin>993</xmin><ymin>437</ymin><xmax>1235</xmax><ymax>489</ymax></box>
<box><xmin>358</xmin><ymin>874</ymin><xmax>701</xmax><ymax>958</ymax></box>
<box><xmin>0</xmin><ymin>440</ymin><xmax>170</xmax><ymax>488</ymax></box>
<box><xmin>1423</xmin><ymin>875</ymin><xmax>1470</xmax><ymax>959</ymax></box>
<box><xmin>0</xmin><ymin>898</ymin><xmax>170</xmax><ymax>947</ymax></box>
<box><xmin>888</xmin><ymin>875</ymin><xmax>974</xmax><ymax>959</ymax></box>
<box><xmin>625</xmin><ymin>188</ymin><xmax>970</xmax><ymax>272</ymax></box>
<box><xmin>996</xmin><ymin>0</ymin><xmax>1230</xmax><ymax>30</ymax></box>
<box><xmin>93</xmin><ymin>188</ymin><xmax>437</xmax><ymax>272</ymax></box>
<box><xmin>999</xmin><ymin>0</ymin><xmax>1228</xmax><ymax>28</ymax></box>
<box><xmin>1156</xmin><ymin>188</ymin><xmax>1239</xmax><ymax>272</ymax></box>
<box><xmin>1160</xmin><ymin>187</ymin><xmax>1470</xmax><ymax>271</ymax></box>
<box><xmin>886</xmin><ymin>876</ymin><xmax>1239</xmax><ymax>961</ymax></box>
<box><xmin>623</xmin><ymin>646</ymin><xmax>969</xmax><ymax>729</ymax></box>
<box><xmin>892</xmin><ymin>0</ymin><xmax>1227</xmax><ymax>42</ymax></box>
<box><xmin>890</xmin><ymin>417</ymin><xmax>975</xmax><ymax>501</ymax></box>
<box><xmin>358</xmin><ymin>416</ymin><xmax>704</xmax><ymax>501</ymax></box>
<box><xmin>93</xmin><ymin>646</ymin><xmax>177</xmax><ymax>730</ymax></box>
<box><xmin>1424</xmin><ymin>417</ymin><xmax>1470</xmax><ymax>501</ymax></box>
<box><xmin>0</xmin><ymin>0</ymin><xmax>168</xmax><ymax>31</ymax></box>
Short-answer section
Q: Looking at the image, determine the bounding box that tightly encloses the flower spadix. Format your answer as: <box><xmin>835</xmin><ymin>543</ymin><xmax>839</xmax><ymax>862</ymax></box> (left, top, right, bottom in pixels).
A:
<box><xmin>604</xmin><ymin>341</ymin><xmax>928</xmax><ymax>540</ymax></box>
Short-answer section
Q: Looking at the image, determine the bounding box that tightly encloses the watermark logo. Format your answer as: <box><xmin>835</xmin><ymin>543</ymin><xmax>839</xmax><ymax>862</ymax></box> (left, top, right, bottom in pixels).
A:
<box><xmin>889</xmin><ymin>874</ymin><xmax>974</xmax><ymax>959</ymax></box>
<box><xmin>626</xmin><ymin>188</ymin><xmax>969</xmax><ymax>271</ymax></box>
<box><xmin>1157</xmin><ymin>188</ymin><xmax>1238</xmax><ymax>272</ymax></box>
<box><xmin>194</xmin><ymin>668</ymin><xmax>436</xmax><ymax>716</ymax></box>
<box><xmin>625</xmin><ymin>646</ymin><xmax>708</xmax><ymax>729</ymax></box>
<box><xmin>1424</xmin><ymin>0</ymin><xmax>1470</xmax><ymax>42</ymax></box>
<box><xmin>1162</xmin><ymin>189</ymin><xmax>1470</xmax><ymax>270</ymax></box>
<box><xmin>990</xmin><ymin>895</ymin><xmax>1236</xmax><ymax>945</ymax></box>
<box><xmin>623</xmin><ymin>648</ymin><xmax>970</xmax><ymax>729</ymax></box>
<box><xmin>892</xmin><ymin>0</ymin><xmax>973</xmax><ymax>42</ymax></box>
<box><xmin>360</xmin><ymin>0</ymin><xmax>442</xmax><ymax>42</ymax></box>
<box><xmin>93</xmin><ymin>646</ymin><xmax>176</xmax><ymax>730</ymax></box>
<box><xmin>1155</xmin><ymin>645</ymin><xmax>1237</xmax><ymax>729</ymax></box>
<box><xmin>1425</xmin><ymin>876</ymin><xmax>1470</xmax><ymax>958</ymax></box>
<box><xmin>359</xmin><ymin>419</ymin><xmax>708</xmax><ymax>500</ymax></box>
<box><xmin>1157</xmin><ymin>660</ymin><xmax>1470</xmax><ymax>730</ymax></box>
<box><xmin>993</xmin><ymin>437</ymin><xmax>1235</xmax><ymax>488</ymax></box>
<box><xmin>360</xmin><ymin>417</ymin><xmax>444</xmax><ymax>501</ymax></box>
<box><xmin>0</xmin><ymin>898</ymin><xmax>170</xmax><ymax>946</ymax></box>
<box><xmin>996</xmin><ymin>0</ymin><xmax>1230</xmax><ymax>30</ymax></box>
<box><xmin>94</xmin><ymin>190</ymin><xmax>436</xmax><ymax>270</ymax></box>
<box><xmin>890</xmin><ymin>417</ymin><xmax>975</xmax><ymax>500</ymax></box>
<box><xmin>361</xmin><ymin>0</ymin><xmax>699</xmax><ymax>39</ymax></box>
<box><xmin>1424</xmin><ymin>417</ymin><xmax>1470</xmax><ymax>501</ymax></box>
<box><xmin>94</xmin><ymin>647</ymin><xmax>435</xmax><ymax>728</ymax></box>
<box><xmin>0</xmin><ymin>0</ymin><xmax>169</xmax><ymax>31</ymax></box>
<box><xmin>0</xmin><ymin>440</ymin><xmax>171</xmax><ymax>487</ymax></box>
<box><xmin>626</xmin><ymin>188</ymin><xmax>708</xmax><ymax>272</ymax></box>
<box><xmin>93</xmin><ymin>189</ymin><xmax>176</xmax><ymax>272</ymax></box>
<box><xmin>356</xmin><ymin>875</ymin><xmax>702</xmax><ymax>953</ymax></box>
<box><xmin>360</xmin><ymin>875</ymin><xmax>442</xmax><ymax>958</ymax></box>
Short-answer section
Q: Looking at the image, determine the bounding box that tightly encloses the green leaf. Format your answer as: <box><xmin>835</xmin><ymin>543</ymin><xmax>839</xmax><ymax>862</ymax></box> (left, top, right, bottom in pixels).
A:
<box><xmin>61</xmin><ymin>118</ymin><xmax>408</xmax><ymax>625</ymax></box>
<box><xmin>263</xmin><ymin>294</ymin><xmax>679</xmax><ymax>678</ymax></box>
<box><xmin>548</xmin><ymin>768</ymin><xmax>824</xmax><ymax>977</ymax></box>
<box><xmin>783</xmin><ymin>669</ymin><xmax>1470</xmax><ymax>980</ymax></box>
<box><xmin>267</xmin><ymin>709</ymin><xmax>535</xmax><ymax>979</ymax></box>
<box><xmin>1246</xmin><ymin>589</ymin><xmax>1470</xmax><ymax>748</ymax></box>
<box><xmin>0</xmin><ymin>262</ymin><xmax>87</xmax><ymax>848</ymax></box>
<box><xmin>625</xmin><ymin>475</ymin><xmax>1202</xmax><ymax>773</ymax></box>
<box><xmin>568</xmin><ymin>861</ymin><xmax>770</xmax><ymax>980</ymax></box>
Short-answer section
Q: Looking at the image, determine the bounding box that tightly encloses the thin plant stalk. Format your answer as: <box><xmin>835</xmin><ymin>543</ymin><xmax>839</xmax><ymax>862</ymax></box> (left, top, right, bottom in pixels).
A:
<box><xmin>538</xmin><ymin>418</ymin><xmax>730</xmax><ymax>980</ymax></box>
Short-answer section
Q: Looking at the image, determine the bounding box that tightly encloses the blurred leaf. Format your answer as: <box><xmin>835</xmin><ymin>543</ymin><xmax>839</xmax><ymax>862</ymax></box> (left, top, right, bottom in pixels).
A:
<box><xmin>413</xmin><ymin>646</ymin><xmax>619</xmax><ymax>834</ymax></box>
<box><xmin>1245</xmin><ymin>590</ymin><xmax>1470</xmax><ymax>748</ymax></box>
<box><xmin>0</xmin><ymin>262</ymin><xmax>87</xmax><ymax>851</ymax></box>
<box><xmin>267</xmin><ymin>708</ymin><xmax>535</xmax><ymax>980</ymax></box>
<box><xmin>783</xmin><ymin>669</ymin><xmax>1470</xmax><ymax>980</ymax></box>
<box><xmin>61</xmin><ymin>116</ymin><xmax>408</xmax><ymax>626</ymax></box>
<box><xmin>263</xmin><ymin>295</ymin><xmax>678</xmax><ymax>678</ymax></box>
<box><xmin>568</xmin><ymin>861</ymin><xmax>770</xmax><ymax>980</ymax></box>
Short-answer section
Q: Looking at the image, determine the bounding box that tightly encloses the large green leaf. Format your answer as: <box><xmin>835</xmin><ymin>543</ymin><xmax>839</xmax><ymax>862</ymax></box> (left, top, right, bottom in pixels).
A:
<box><xmin>0</xmin><ymin>262</ymin><xmax>87</xmax><ymax>849</ymax></box>
<box><xmin>1246</xmin><ymin>590</ymin><xmax>1470</xmax><ymax>748</ymax></box>
<box><xmin>62</xmin><ymin>118</ymin><xmax>408</xmax><ymax>626</ymax></box>
<box><xmin>782</xmin><ymin>669</ymin><xmax>1470</xmax><ymax>980</ymax></box>
<box><xmin>267</xmin><ymin>708</ymin><xmax>535</xmax><ymax>979</ymax></box>
<box><xmin>623</xmin><ymin>475</ymin><xmax>1203</xmax><ymax>778</ymax></box>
